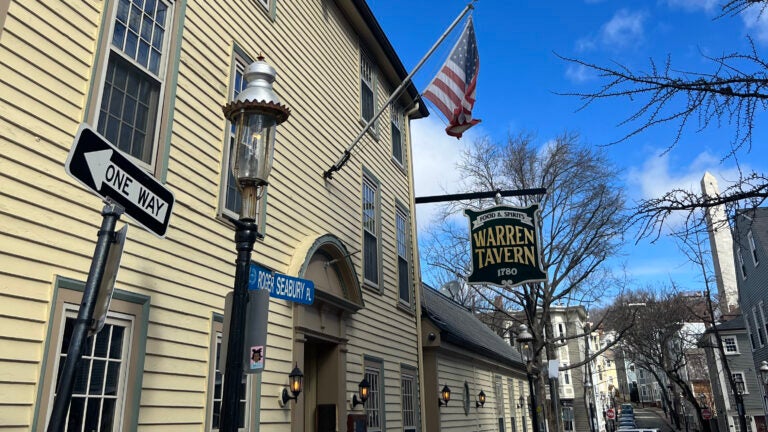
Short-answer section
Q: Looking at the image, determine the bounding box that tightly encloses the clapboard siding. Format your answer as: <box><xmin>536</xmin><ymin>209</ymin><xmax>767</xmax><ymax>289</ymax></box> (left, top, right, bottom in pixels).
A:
<box><xmin>1</xmin><ymin>0</ymin><xmax>423</xmax><ymax>428</ymax></box>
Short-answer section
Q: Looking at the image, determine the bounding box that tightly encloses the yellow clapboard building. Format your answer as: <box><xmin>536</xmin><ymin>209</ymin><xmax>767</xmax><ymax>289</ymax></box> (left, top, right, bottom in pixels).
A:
<box><xmin>0</xmin><ymin>0</ymin><xmax>429</xmax><ymax>430</ymax></box>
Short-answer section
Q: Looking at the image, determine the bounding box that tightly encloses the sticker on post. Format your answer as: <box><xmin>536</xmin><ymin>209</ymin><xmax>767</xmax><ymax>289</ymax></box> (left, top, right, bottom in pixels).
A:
<box><xmin>249</xmin><ymin>345</ymin><xmax>264</xmax><ymax>371</ymax></box>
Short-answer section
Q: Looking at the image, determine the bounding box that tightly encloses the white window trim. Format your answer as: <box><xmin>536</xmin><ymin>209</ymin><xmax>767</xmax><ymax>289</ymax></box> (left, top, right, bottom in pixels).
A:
<box><xmin>395</xmin><ymin>204</ymin><xmax>411</xmax><ymax>306</ymax></box>
<box><xmin>359</xmin><ymin>50</ymin><xmax>378</xmax><ymax>136</ymax></box>
<box><xmin>722</xmin><ymin>335</ymin><xmax>740</xmax><ymax>355</ymax></box>
<box><xmin>738</xmin><ymin>248</ymin><xmax>747</xmax><ymax>279</ymax></box>
<box><xmin>390</xmin><ymin>105</ymin><xmax>405</xmax><ymax>168</ymax></box>
<box><xmin>362</xmin><ymin>172</ymin><xmax>381</xmax><ymax>290</ymax></box>
<box><xmin>748</xmin><ymin>231</ymin><xmax>759</xmax><ymax>266</ymax></box>
<box><xmin>94</xmin><ymin>0</ymin><xmax>175</xmax><ymax>172</ymax></box>
<box><xmin>733</xmin><ymin>372</ymin><xmax>749</xmax><ymax>395</ymax></box>
<box><xmin>47</xmin><ymin>305</ymin><xmax>135</xmax><ymax>429</ymax></box>
<box><xmin>754</xmin><ymin>307</ymin><xmax>765</xmax><ymax>347</ymax></box>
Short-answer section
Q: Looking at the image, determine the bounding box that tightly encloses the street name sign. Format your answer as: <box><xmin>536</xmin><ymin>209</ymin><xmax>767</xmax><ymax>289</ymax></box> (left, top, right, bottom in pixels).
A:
<box><xmin>249</xmin><ymin>264</ymin><xmax>315</xmax><ymax>305</ymax></box>
<box><xmin>65</xmin><ymin>124</ymin><xmax>175</xmax><ymax>238</ymax></box>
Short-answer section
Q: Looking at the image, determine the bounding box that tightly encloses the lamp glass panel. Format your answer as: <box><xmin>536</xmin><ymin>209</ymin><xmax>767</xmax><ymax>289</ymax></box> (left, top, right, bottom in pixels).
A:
<box><xmin>231</xmin><ymin>112</ymin><xmax>276</xmax><ymax>187</ymax></box>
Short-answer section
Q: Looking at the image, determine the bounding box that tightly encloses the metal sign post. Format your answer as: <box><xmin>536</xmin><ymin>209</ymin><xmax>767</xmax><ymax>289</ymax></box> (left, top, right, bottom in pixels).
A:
<box><xmin>46</xmin><ymin>203</ymin><xmax>124</xmax><ymax>432</ymax></box>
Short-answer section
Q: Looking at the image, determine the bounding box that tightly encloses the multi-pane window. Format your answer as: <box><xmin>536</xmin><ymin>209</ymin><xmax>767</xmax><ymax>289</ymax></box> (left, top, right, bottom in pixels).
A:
<box><xmin>360</xmin><ymin>52</ymin><xmax>376</xmax><ymax>126</ymax></box>
<box><xmin>396</xmin><ymin>208</ymin><xmax>410</xmax><ymax>304</ymax></box>
<box><xmin>748</xmin><ymin>231</ymin><xmax>759</xmax><ymax>265</ymax></box>
<box><xmin>365</xmin><ymin>363</ymin><xmax>383</xmax><ymax>432</ymax></box>
<box><xmin>495</xmin><ymin>375</ymin><xmax>504</xmax><ymax>417</ymax></box>
<box><xmin>97</xmin><ymin>0</ymin><xmax>172</xmax><ymax>167</ymax></box>
<box><xmin>363</xmin><ymin>176</ymin><xmax>379</xmax><ymax>286</ymax></box>
<box><xmin>209</xmin><ymin>330</ymin><xmax>249</xmax><ymax>430</ymax></box>
<box><xmin>52</xmin><ymin>309</ymin><xmax>132</xmax><ymax>430</ymax></box>
<box><xmin>401</xmin><ymin>371</ymin><xmax>417</xmax><ymax>432</ymax></box>
<box><xmin>562</xmin><ymin>364</ymin><xmax>570</xmax><ymax>385</ymax></box>
<box><xmin>391</xmin><ymin>106</ymin><xmax>404</xmax><ymax>165</ymax></box>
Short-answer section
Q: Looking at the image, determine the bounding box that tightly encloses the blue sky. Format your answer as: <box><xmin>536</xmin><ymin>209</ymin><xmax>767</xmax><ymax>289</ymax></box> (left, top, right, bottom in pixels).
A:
<box><xmin>367</xmin><ymin>0</ymin><xmax>768</xmax><ymax>292</ymax></box>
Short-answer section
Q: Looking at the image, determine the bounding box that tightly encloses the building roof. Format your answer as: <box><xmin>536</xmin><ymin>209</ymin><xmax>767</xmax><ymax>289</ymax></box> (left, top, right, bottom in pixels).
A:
<box><xmin>714</xmin><ymin>314</ymin><xmax>745</xmax><ymax>332</ymax></box>
<box><xmin>421</xmin><ymin>285</ymin><xmax>525</xmax><ymax>367</ymax></box>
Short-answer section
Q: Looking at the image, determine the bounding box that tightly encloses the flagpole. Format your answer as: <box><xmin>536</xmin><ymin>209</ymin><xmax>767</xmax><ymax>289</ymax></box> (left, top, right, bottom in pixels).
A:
<box><xmin>323</xmin><ymin>1</ymin><xmax>477</xmax><ymax>179</ymax></box>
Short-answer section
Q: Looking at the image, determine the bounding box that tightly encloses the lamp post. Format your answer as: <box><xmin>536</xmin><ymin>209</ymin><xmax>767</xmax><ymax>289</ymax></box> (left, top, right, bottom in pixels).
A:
<box><xmin>760</xmin><ymin>360</ymin><xmax>768</xmax><ymax>417</ymax></box>
<box><xmin>517</xmin><ymin>324</ymin><xmax>541</xmax><ymax>432</ymax></box>
<box><xmin>219</xmin><ymin>56</ymin><xmax>290</xmax><ymax>432</ymax></box>
<box><xmin>584</xmin><ymin>381</ymin><xmax>596</xmax><ymax>432</ymax></box>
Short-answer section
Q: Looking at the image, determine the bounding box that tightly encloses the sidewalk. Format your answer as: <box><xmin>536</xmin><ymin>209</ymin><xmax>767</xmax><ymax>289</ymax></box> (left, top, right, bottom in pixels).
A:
<box><xmin>645</xmin><ymin>406</ymin><xmax>679</xmax><ymax>432</ymax></box>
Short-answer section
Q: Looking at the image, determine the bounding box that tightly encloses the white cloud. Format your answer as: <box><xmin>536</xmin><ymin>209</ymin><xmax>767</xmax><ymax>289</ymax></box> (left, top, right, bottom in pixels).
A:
<box><xmin>565</xmin><ymin>63</ymin><xmax>595</xmax><ymax>83</ymax></box>
<box><xmin>601</xmin><ymin>9</ymin><xmax>647</xmax><ymax>48</ymax></box>
<box><xmin>575</xmin><ymin>9</ymin><xmax>646</xmax><ymax>52</ymax></box>
<box><xmin>411</xmin><ymin>116</ymin><xmax>471</xmax><ymax>233</ymax></box>
<box><xmin>665</xmin><ymin>0</ymin><xmax>718</xmax><ymax>13</ymax></box>
<box><xmin>741</xmin><ymin>6</ymin><xmax>768</xmax><ymax>43</ymax></box>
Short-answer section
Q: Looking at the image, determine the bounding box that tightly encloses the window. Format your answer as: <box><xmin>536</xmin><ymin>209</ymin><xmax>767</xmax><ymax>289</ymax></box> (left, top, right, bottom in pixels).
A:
<box><xmin>746</xmin><ymin>318</ymin><xmax>756</xmax><ymax>350</ymax></box>
<box><xmin>754</xmin><ymin>308</ymin><xmax>765</xmax><ymax>347</ymax></box>
<box><xmin>362</xmin><ymin>175</ymin><xmax>380</xmax><ymax>287</ymax></box>
<box><xmin>35</xmin><ymin>278</ymin><xmax>148</xmax><ymax>431</ymax></box>
<box><xmin>360</xmin><ymin>51</ymin><xmax>377</xmax><ymax>132</ymax></box>
<box><xmin>733</xmin><ymin>416</ymin><xmax>754</xmax><ymax>432</ymax></box>
<box><xmin>748</xmin><ymin>231</ymin><xmax>759</xmax><ymax>265</ymax></box>
<box><xmin>562</xmin><ymin>364</ymin><xmax>570</xmax><ymax>385</ymax></box>
<box><xmin>365</xmin><ymin>359</ymin><xmax>384</xmax><ymax>432</ymax></box>
<box><xmin>255</xmin><ymin>0</ymin><xmax>276</xmax><ymax>19</ymax></box>
<box><xmin>722</xmin><ymin>336</ymin><xmax>739</xmax><ymax>354</ymax></box>
<box><xmin>96</xmin><ymin>0</ymin><xmax>173</xmax><ymax>169</ymax></box>
<box><xmin>558</xmin><ymin>323</ymin><xmax>565</xmax><ymax>340</ymax></box>
<box><xmin>738</xmin><ymin>249</ymin><xmax>747</xmax><ymax>279</ymax></box>
<box><xmin>396</xmin><ymin>207</ymin><xmax>411</xmax><ymax>305</ymax></box>
<box><xmin>208</xmin><ymin>318</ymin><xmax>249</xmax><ymax>431</ymax></box>
<box><xmin>219</xmin><ymin>48</ymin><xmax>268</xmax><ymax>233</ymax></box>
<box><xmin>391</xmin><ymin>106</ymin><xmax>404</xmax><ymax>165</ymax></box>
<box><xmin>401</xmin><ymin>369</ymin><xmax>417</xmax><ymax>432</ymax></box>
<box><xmin>562</xmin><ymin>407</ymin><xmax>574</xmax><ymax>432</ymax></box>
<box><xmin>733</xmin><ymin>372</ymin><xmax>748</xmax><ymax>395</ymax></box>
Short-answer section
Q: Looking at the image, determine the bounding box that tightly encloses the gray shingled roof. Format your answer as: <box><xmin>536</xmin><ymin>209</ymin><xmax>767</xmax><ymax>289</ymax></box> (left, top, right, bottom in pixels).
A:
<box><xmin>421</xmin><ymin>285</ymin><xmax>525</xmax><ymax>367</ymax></box>
<box><xmin>714</xmin><ymin>314</ymin><xmax>745</xmax><ymax>332</ymax></box>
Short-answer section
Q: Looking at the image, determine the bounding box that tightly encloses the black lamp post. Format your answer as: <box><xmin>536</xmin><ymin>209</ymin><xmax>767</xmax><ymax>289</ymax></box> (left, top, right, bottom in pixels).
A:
<box><xmin>761</xmin><ymin>360</ymin><xmax>768</xmax><ymax>416</ymax></box>
<box><xmin>517</xmin><ymin>324</ymin><xmax>540</xmax><ymax>432</ymax></box>
<box><xmin>219</xmin><ymin>56</ymin><xmax>290</xmax><ymax>432</ymax></box>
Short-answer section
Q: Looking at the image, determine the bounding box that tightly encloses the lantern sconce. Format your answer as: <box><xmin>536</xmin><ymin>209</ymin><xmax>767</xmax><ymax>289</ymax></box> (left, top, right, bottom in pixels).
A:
<box><xmin>351</xmin><ymin>377</ymin><xmax>371</xmax><ymax>408</ymax></box>
<box><xmin>438</xmin><ymin>384</ymin><xmax>451</xmax><ymax>407</ymax></box>
<box><xmin>517</xmin><ymin>395</ymin><xmax>525</xmax><ymax>409</ymax></box>
<box><xmin>279</xmin><ymin>364</ymin><xmax>304</xmax><ymax>408</ymax></box>
<box><xmin>476</xmin><ymin>390</ymin><xmax>486</xmax><ymax>408</ymax></box>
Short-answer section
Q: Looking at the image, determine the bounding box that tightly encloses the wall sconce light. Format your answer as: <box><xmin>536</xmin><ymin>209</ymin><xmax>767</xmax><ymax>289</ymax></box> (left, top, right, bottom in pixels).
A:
<box><xmin>476</xmin><ymin>390</ymin><xmax>486</xmax><ymax>408</ymax></box>
<box><xmin>438</xmin><ymin>384</ymin><xmax>451</xmax><ymax>406</ymax></box>
<box><xmin>517</xmin><ymin>395</ymin><xmax>525</xmax><ymax>408</ymax></box>
<box><xmin>279</xmin><ymin>364</ymin><xmax>304</xmax><ymax>407</ymax></box>
<box><xmin>352</xmin><ymin>377</ymin><xmax>371</xmax><ymax>408</ymax></box>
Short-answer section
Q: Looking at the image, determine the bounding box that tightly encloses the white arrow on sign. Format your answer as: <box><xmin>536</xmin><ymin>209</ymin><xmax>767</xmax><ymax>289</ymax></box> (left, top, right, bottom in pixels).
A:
<box><xmin>84</xmin><ymin>149</ymin><xmax>170</xmax><ymax>223</ymax></box>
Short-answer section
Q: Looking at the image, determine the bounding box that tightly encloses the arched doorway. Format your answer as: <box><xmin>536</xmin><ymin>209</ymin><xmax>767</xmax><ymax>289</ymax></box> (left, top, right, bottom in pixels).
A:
<box><xmin>288</xmin><ymin>235</ymin><xmax>364</xmax><ymax>432</ymax></box>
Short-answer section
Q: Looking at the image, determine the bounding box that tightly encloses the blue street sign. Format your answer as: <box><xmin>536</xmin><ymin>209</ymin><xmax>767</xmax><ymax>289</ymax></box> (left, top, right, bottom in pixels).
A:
<box><xmin>248</xmin><ymin>264</ymin><xmax>314</xmax><ymax>305</ymax></box>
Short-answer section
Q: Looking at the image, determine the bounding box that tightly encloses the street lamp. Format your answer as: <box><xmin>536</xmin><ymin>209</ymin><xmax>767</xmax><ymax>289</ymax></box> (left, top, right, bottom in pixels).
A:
<box><xmin>517</xmin><ymin>324</ymin><xmax>540</xmax><ymax>432</ymax></box>
<box><xmin>219</xmin><ymin>56</ymin><xmax>290</xmax><ymax>432</ymax></box>
<box><xmin>760</xmin><ymin>361</ymin><xmax>768</xmax><ymax>416</ymax></box>
<box><xmin>584</xmin><ymin>381</ymin><xmax>596</xmax><ymax>432</ymax></box>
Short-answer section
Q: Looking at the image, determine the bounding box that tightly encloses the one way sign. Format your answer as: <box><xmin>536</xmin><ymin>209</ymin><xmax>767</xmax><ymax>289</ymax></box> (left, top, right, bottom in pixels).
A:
<box><xmin>65</xmin><ymin>124</ymin><xmax>175</xmax><ymax>238</ymax></box>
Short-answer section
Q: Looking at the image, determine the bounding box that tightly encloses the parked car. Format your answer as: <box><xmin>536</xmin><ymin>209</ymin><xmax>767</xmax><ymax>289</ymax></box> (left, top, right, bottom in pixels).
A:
<box><xmin>618</xmin><ymin>419</ymin><xmax>637</xmax><ymax>429</ymax></box>
<box><xmin>620</xmin><ymin>403</ymin><xmax>634</xmax><ymax>415</ymax></box>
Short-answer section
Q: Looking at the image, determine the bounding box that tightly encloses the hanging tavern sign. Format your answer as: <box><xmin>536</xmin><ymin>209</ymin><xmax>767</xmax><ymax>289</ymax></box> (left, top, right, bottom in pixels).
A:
<box><xmin>464</xmin><ymin>204</ymin><xmax>546</xmax><ymax>286</ymax></box>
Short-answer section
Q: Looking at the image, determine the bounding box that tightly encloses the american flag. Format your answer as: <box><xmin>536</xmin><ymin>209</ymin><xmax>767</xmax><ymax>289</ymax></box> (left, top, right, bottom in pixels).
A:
<box><xmin>424</xmin><ymin>16</ymin><xmax>481</xmax><ymax>138</ymax></box>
